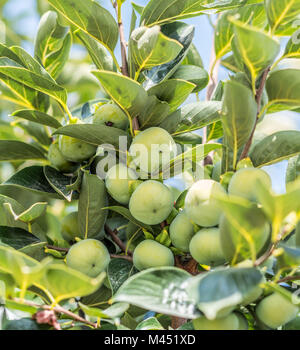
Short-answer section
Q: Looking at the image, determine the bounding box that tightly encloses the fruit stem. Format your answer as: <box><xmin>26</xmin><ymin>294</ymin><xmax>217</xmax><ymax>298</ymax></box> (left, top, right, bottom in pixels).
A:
<box><xmin>105</xmin><ymin>224</ymin><xmax>133</xmax><ymax>256</ymax></box>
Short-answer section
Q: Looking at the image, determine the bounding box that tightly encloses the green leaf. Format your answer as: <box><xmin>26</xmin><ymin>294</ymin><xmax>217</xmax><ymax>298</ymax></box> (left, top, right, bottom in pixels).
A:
<box><xmin>181</xmin><ymin>43</ymin><xmax>203</xmax><ymax>67</ymax></box>
<box><xmin>140</xmin><ymin>0</ymin><xmax>248</xmax><ymax>26</ymax></box>
<box><xmin>43</xmin><ymin>166</ymin><xmax>74</xmax><ymax>202</ymax></box>
<box><xmin>174</xmin><ymin>101</ymin><xmax>221</xmax><ymax>135</ymax></box>
<box><xmin>47</xmin><ymin>0</ymin><xmax>118</xmax><ymax>51</ymax></box>
<box><xmin>3</xmin><ymin>166</ymin><xmax>57</xmax><ymax>196</ymax></box>
<box><xmin>186</xmin><ymin>267</ymin><xmax>263</xmax><ymax>320</ymax></box>
<box><xmin>136</xmin><ymin>317</ymin><xmax>164</xmax><ymax>330</ymax></box>
<box><xmin>78</xmin><ymin>173</ymin><xmax>108</xmax><ymax>239</ymax></box>
<box><xmin>277</xmin><ymin>243</ymin><xmax>300</xmax><ymax>267</ymax></box>
<box><xmin>265</xmin><ymin>0</ymin><xmax>300</xmax><ymax>35</ymax></box>
<box><xmin>40</xmin><ymin>264</ymin><xmax>106</xmax><ymax>303</ymax></box>
<box><xmin>282</xmin><ymin>36</ymin><xmax>300</xmax><ymax>60</ymax></box>
<box><xmin>0</xmin><ymin>140</ymin><xmax>46</xmax><ymax>161</ymax></box>
<box><xmin>11</xmin><ymin>109</ymin><xmax>62</xmax><ymax>129</ymax></box>
<box><xmin>132</xmin><ymin>2</ymin><xmax>144</xmax><ymax>15</ymax></box>
<box><xmin>0</xmin><ymin>226</ymin><xmax>41</xmax><ymax>249</ymax></box>
<box><xmin>0</xmin><ymin>194</ymin><xmax>24</xmax><ymax>227</ymax></box>
<box><xmin>16</xmin><ymin>122</ymin><xmax>52</xmax><ymax>146</ymax></box>
<box><xmin>75</xmin><ymin>30</ymin><xmax>115</xmax><ymax>72</ymax></box>
<box><xmin>143</xmin><ymin>22</ymin><xmax>195</xmax><ymax>89</ymax></box>
<box><xmin>231</xmin><ymin>19</ymin><xmax>280</xmax><ymax>92</ymax></box>
<box><xmin>286</xmin><ymin>155</ymin><xmax>300</xmax><ymax>184</ymax></box>
<box><xmin>148</xmin><ymin>79</ymin><xmax>195</xmax><ymax>112</ymax></box>
<box><xmin>221</xmin><ymin>80</ymin><xmax>257</xmax><ymax>169</ymax></box>
<box><xmin>250</xmin><ymin>131</ymin><xmax>300</xmax><ymax>167</ymax></box>
<box><xmin>92</xmin><ymin>70</ymin><xmax>147</xmax><ymax>119</ymax></box>
<box><xmin>129</xmin><ymin>25</ymin><xmax>182</xmax><ymax>78</ymax></box>
<box><xmin>79</xmin><ymin>302</ymin><xmax>129</xmax><ymax>320</ymax></box>
<box><xmin>4</xmin><ymin>202</ymin><xmax>47</xmax><ymax>223</ymax></box>
<box><xmin>107</xmin><ymin>259</ymin><xmax>138</xmax><ymax>295</ymax></box>
<box><xmin>53</xmin><ymin>123</ymin><xmax>129</xmax><ymax>151</ymax></box>
<box><xmin>138</xmin><ymin>95</ymin><xmax>170</xmax><ymax>129</ymax></box>
<box><xmin>113</xmin><ymin>267</ymin><xmax>201</xmax><ymax>319</ymax></box>
<box><xmin>171</xmin><ymin>65</ymin><xmax>208</xmax><ymax>93</ymax></box>
<box><xmin>104</xmin><ymin>206</ymin><xmax>154</xmax><ymax>233</ymax></box>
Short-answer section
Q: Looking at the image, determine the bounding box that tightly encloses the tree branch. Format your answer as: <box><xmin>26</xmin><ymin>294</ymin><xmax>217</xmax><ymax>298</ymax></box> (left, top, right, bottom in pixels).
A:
<box><xmin>105</xmin><ymin>224</ymin><xmax>133</xmax><ymax>256</ymax></box>
<box><xmin>240</xmin><ymin>67</ymin><xmax>271</xmax><ymax>160</ymax></box>
<box><xmin>110</xmin><ymin>253</ymin><xmax>133</xmax><ymax>262</ymax></box>
<box><xmin>254</xmin><ymin>242</ymin><xmax>276</xmax><ymax>267</ymax></box>
<box><xmin>277</xmin><ymin>275</ymin><xmax>300</xmax><ymax>284</ymax></box>
<box><xmin>46</xmin><ymin>245</ymin><xmax>69</xmax><ymax>253</ymax></box>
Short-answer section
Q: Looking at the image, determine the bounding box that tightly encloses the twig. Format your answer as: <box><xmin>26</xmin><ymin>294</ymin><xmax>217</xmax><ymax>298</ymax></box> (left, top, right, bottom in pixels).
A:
<box><xmin>46</xmin><ymin>245</ymin><xmax>69</xmax><ymax>252</ymax></box>
<box><xmin>240</xmin><ymin>67</ymin><xmax>271</xmax><ymax>160</ymax></box>
<box><xmin>110</xmin><ymin>254</ymin><xmax>133</xmax><ymax>262</ymax></box>
<box><xmin>14</xmin><ymin>298</ymin><xmax>97</xmax><ymax>329</ymax></box>
<box><xmin>105</xmin><ymin>224</ymin><xmax>133</xmax><ymax>256</ymax></box>
<box><xmin>277</xmin><ymin>275</ymin><xmax>300</xmax><ymax>284</ymax></box>
<box><xmin>254</xmin><ymin>242</ymin><xmax>276</xmax><ymax>267</ymax></box>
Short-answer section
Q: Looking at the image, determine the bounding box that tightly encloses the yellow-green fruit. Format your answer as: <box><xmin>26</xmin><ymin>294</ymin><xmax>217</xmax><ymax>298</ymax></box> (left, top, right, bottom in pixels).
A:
<box><xmin>59</xmin><ymin>135</ymin><xmax>97</xmax><ymax>162</ymax></box>
<box><xmin>133</xmin><ymin>240</ymin><xmax>174</xmax><ymax>271</ymax></box>
<box><xmin>185</xmin><ymin>179</ymin><xmax>226</xmax><ymax>227</ymax></box>
<box><xmin>105</xmin><ymin>163</ymin><xmax>138</xmax><ymax>205</ymax></box>
<box><xmin>228</xmin><ymin>168</ymin><xmax>272</xmax><ymax>202</ymax></box>
<box><xmin>189</xmin><ymin>228</ymin><xmax>225</xmax><ymax>266</ymax></box>
<box><xmin>129</xmin><ymin>180</ymin><xmax>174</xmax><ymax>225</ymax></box>
<box><xmin>66</xmin><ymin>239</ymin><xmax>110</xmax><ymax>277</ymax></box>
<box><xmin>61</xmin><ymin>212</ymin><xmax>81</xmax><ymax>241</ymax></box>
<box><xmin>256</xmin><ymin>293</ymin><xmax>299</xmax><ymax>329</ymax></box>
<box><xmin>219</xmin><ymin>210</ymin><xmax>270</xmax><ymax>263</ymax></box>
<box><xmin>169</xmin><ymin>210</ymin><xmax>195</xmax><ymax>252</ymax></box>
<box><xmin>129</xmin><ymin>127</ymin><xmax>177</xmax><ymax>174</ymax></box>
<box><xmin>48</xmin><ymin>143</ymin><xmax>78</xmax><ymax>173</ymax></box>
<box><xmin>93</xmin><ymin>103</ymin><xmax>128</xmax><ymax>130</ymax></box>
<box><xmin>235</xmin><ymin>313</ymin><xmax>248</xmax><ymax>330</ymax></box>
<box><xmin>193</xmin><ymin>313</ymin><xmax>239</xmax><ymax>330</ymax></box>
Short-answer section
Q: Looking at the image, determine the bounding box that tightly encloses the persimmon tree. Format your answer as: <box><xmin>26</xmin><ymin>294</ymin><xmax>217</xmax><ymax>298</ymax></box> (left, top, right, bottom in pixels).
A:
<box><xmin>0</xmin><ymin>0</ymin><xmax>300</xmax><ymax>331</ymax></box>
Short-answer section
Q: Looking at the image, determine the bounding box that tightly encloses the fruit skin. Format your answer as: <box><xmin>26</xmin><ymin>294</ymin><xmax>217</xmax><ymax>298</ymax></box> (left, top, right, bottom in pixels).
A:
<box><xmin>185</xmin><ymin>179</ymin><xmax>226</xmax><ymax>227</ymax></box>
<box><xmin>105</xmin><ymin>163</ymin><xmax>138</xmax><ymax>205</ymax></box>
<box><xmin>48</xmin><ymin>143</ymin><xmax>78</xmax><ymax>173</ymax></box>
<box><xmin>219</xmin><ymin>210</ymin><xmax>270</xmax><ymax>263</ymax></box>
<box><xmin>256</xmin><ymin>293</ymin><xmax>299</xmax><ymax>329</ymax></box>
<box><xmin>59</xmin><ymin>135</ymin><xmax>97</xmax><ymax>162</ymax></box>
<box><xmin>133</xmin><ymin>239</ymin><xmax>174</xmax><ymax>271</ymax></box>
<box><xmin>169</xmin><ymin>210</ymin><xmax>195</xmax><ymax>252</ymax></box>
<box><xmin>66</xmin><ymin>239</ymin><xmax>110</xmax><ymax>278</ymax></box>
<box><xmin>189</xmin><ymin>228</ymin><xmax>225</xmax><ymax>266</ymax></box>
<box><xmin>228</xmin><ymin>168</ymin><xmax>272</xmax><ymax>202</ymax></box>
<box><xmin>61</xmin><ymin>212</ymin><xmax>82</xmax><ymax>242</ymax></box>
<box><xmin>193</xmin><ymin>313</ymin><xmax>239</xmax><ymax>330</ymax></box>
<box><xmin>129</xmin><ymin>180</ymin><xmax>174</xmax><ymax>225</ymax></box>
<box><xmin>129</xmin><ymin>127</ymin><xmax>177</xmax><ymax>174</ymax></box>
<box><xmin>93</xmin><ymin>103</ymin><xmax>128</xmax><ymax>130</ymax></box>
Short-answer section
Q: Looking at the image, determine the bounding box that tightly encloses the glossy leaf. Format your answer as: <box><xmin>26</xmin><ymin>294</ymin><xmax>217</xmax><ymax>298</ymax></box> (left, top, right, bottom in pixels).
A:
<box><xmin>181</xmin><ymin>43</ymin><xmax>203</xmax><ymax>67</ymax></box>
<box><xmin>11</xmin><ymin>109</ymin><xmax>61</xmax><ymax>129</ymax></box>
<box><xmin>0</xmin><ymin>226</ymin><xmax>41</xmax><ymax>249</ymax></box>
<box><xmin>44</xmin><ymin>166</ymin><xmax>73</xmax><ymax>201</ymax></box>
<box><xmin>0</xmin><ymin>140</ymin><xmax>46</xmax><ymax>161</ymax></box>
<box><xmin>138</xmin><ymin>95</ymin><xmax>170</xmax><ymax>129</ymax></box>
<box><xmin>107</xmin><ymin>259</ymin><xmax>138</xmax><ymax>295</ymax></box>
<box><xmin>136</xmin><ymin>317</ymin><xmax>164</xmax><ymax>330</ymax></box>
<box><xmin>286</xmin><ymin>155</ymin><xmax>300</xmax><ymax>184</ymax></box>
<box><xmin>4</xmin><ymin>202</ymin><xmax>47</xmax><ymax>223</ymax></box>
<box><xmin>79</xmin><ymin>302</ymin><xmax>129</xmax><ymax>320</ymax></box>
<box><xmin>171</xmin><ymin>65</ymin><xmax>208</xmax><ymax>93</ymax></box>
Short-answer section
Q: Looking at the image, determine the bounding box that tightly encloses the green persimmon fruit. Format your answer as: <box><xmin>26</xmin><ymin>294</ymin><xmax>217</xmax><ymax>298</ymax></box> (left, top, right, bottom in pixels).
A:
<box><xmin>129</xmin><ymin>180</ymin><xmax>174</xmax><ymax>225</ymax></box>
<box><xmin>211</xmin><ymin>161</ymin><xmax>222</xmax><ymax>182</ymax></box>
<box><xmin>66</xmin><ymin>239</ymin><xmax>110</xmax><ymax>277</ymax></box>
<box><xmin>129</xmin><ymin>127</ymin><xmax>177</xmax><ymax>174</ymax></box>
<box><xmin>193</xmin><ymin>313</ymin><xmax>239</xmax><ymax>330</ymax></box>
<box><xmin>61</xmin><ymin>212</ymin><xmax>81</xmax><ymax>241</ymax></box>
<box><xmin>235</xmin><ymin>312</ymin><xmax>248</xmax><ymax>330</ymax></box>
<box><xmin>189</xmin><ymin>228</ymin><xmax>225</xmax><ymax>266</ymax></box>
<box><xmin>256</xmin><ymin>293</ymin><xmax>299</xmax><ymax>329</ymax></box>
<box><xmin>219</xmin><ymin>209</ymin><xmax>270</xmax><ymax>263</ymax></box>
<box><xmin>228</xmin><ymin>168</ymin><xmax>272</xmax><ymax>202</ymax></box>
<box><xmin>169</xmin><ymin>210</ymin><xmax>195</xmax><ymax>252</ymax></box>
<box><xmin>93</xmin><ymin>103</ymin><xmax>128</xmax><ymax>130</ymax></box>
<box><xmin>48</xmin><ymin>142</ymin><xmax>78</xmax><ymax>173</ymax></box>
<box><xmin>59</xmin><ymin>135</ymin><xmax>97</xmax><ymax>162</ymax></box>
<box><xmin>133</xmin><ymin>239</ymin><xmax>174</xmax><ymax>271</ymax></box>
<box><xmin>185</xmin><ymin>179</ymin><xmax>226</xmax><ymax>227</ymax></box>
<box><xmin>105</xmin><ymin>163</ymin><xmax>138</xmax><ymax>205</ymax></box>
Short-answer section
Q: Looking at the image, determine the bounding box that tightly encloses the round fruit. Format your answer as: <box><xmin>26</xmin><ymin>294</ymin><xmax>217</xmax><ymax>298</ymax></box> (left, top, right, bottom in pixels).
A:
<box><xmin>189</xmin><ymin>228</ymin><xmax>225</xmax><ymax>266</ymax></box>
<box><xmin>66</xmin><ymin>239</ymin><xmax>110</xmax><ymax>278</ymax></box>
<box><xmin>169</xmin><ymin>210</ymin><xmax>195</xmax><ymax>252</ymax></box>
<box><xmin>193</xmin><ymin>313</ymin><xmax>239</xmax><ymax>330</ymax></box>
<box><xmin>129</xmin><ymin>127</ymin><xmax>177</xmax><ymax>174</ymax></box>
<box><xmin>133</xmin><ymin>239</ymin><xmax>174</xmax><ymax>271</ymax></box>
<box><xmin>219</xmin><ymin>209</ymin><xmax>270</xmax><ymax>263</ymax></box>
<box><xmin>105</xmin><ymin>163</ymin><xmax>138</xmax><ymax>205</ymax></box>
<box><xmin>48</xmin><ymin>143</ymin><xmax>78</xmax><ymax>173</ymax></box>
<box><xmin>61</xmin><ymin>212</ymin><xmax>81</xmax><ymax>241</ymax></box>
<box><xmin>228</xmin><ymin>168</ymin><xmax>272</xmax><ymax>202</ymax></box>
<box><xmin>185</xmin><ymin>179</ymin><xmax>226</xmax><ymax>227</ymax></box>
<box><xmin>59</xmin><ymin>135</ymin><xmax>97</xmax><ymax>162</ymax></box>
<box><xmin>93</xmin><ymin>103</ymin><xmax>128</xmax><ymax>130</ymax></box>
<box><xmin>256</xmin><ymin>293</ymin><xmax>298</xmax><ymax>329</ymax></box>
<box><xmin>129</xmin><ymin>180</ymin><xmax>174</xmax><ymax>225</ymax></box>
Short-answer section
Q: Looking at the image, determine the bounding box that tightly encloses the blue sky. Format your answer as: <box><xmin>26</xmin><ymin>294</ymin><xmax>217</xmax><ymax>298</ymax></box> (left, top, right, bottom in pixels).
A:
<box><xmin>2</xmin><ymin>0</ymin><xmax>300</xmax><ymax>193</ymax></box>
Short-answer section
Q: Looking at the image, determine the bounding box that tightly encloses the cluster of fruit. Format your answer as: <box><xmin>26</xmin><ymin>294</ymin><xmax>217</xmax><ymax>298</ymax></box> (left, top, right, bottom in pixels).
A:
<box><xmin>47</xmin><ymin>102</ymin><xmax>299</xmax><ymax>330</ymax></box>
